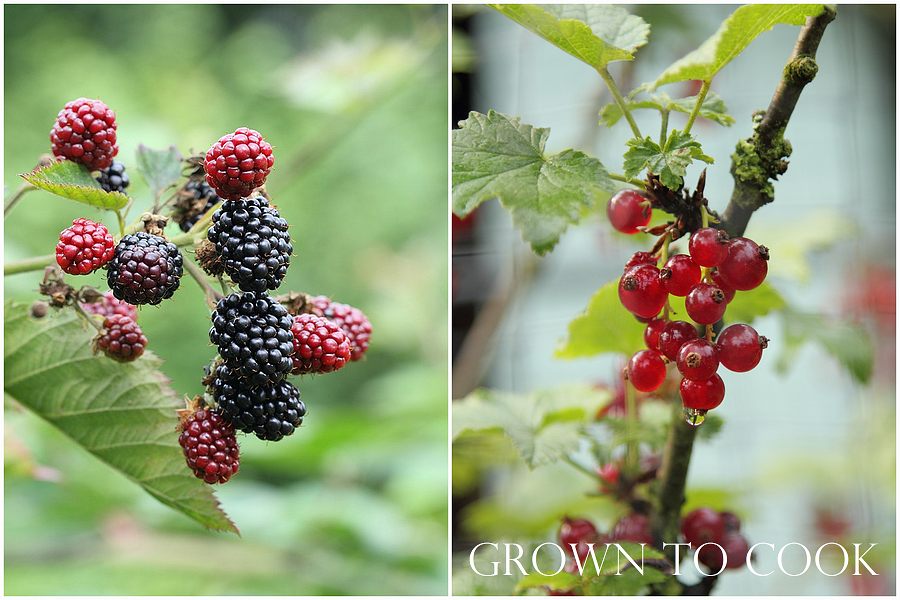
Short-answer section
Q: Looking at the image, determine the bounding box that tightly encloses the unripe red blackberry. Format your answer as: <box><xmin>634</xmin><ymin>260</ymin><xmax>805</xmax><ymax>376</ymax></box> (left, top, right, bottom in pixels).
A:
<box><xmin>55</xmin><ymin>218</ymin><xmax>115</xmax><ymax>275</ymax></box>
<box><xmin>290</xmin><ymin>314</ymin><xmax>351</xmax><ymax>374</ymax></box>
<box><xmin>309</xmin><ymin>296</ymin><xmax>372</xmax><ymax>361</ymax></box>
<box><xmin>209</xmin><ymin>291</ymin><xmax>295</xmax><ymax>386</ymax></box>
<box><xmin>210</xmin><ymin>364</ymin><xmax>306</xmax><ymax>441</ymax></box>
<box><xmin>207</xmin><ymin>196</ymin><xmax>292</xmax><ymax>292</ymax></box>
<box><xmin>107</xmin><ymin>232</ymin><xmax>184</xmax><ymax>305</ymax></box>
<box><xmin>93</xmin><ymin>314</ymin><xmax>147</xmax><ymax>362</ymax></box>
<box><xmin>82</xmin><ymin>290</ymin><xmax>138</xmax><ymax>321</ymax></box>
<box><xmin>204</xmin><ymin>127</ymin><xmax>274</xmax><ymax>200</ymax></box>
<box><xmin>178</xmin><ymin>406</ymin><xmax>240</xmax><ymax>484</ymax></box>
<box><xmin>50</xmin><ymin>98</ymin><xmax>118</xmax><ymax>170</ymax></box>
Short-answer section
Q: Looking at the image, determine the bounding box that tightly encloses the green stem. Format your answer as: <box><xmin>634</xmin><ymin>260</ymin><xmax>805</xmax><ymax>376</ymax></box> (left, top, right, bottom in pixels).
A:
<box><xmin>624</xmin><ymin>381</ymin><xmax>639</xmax><ymax>475</ymax></box>
<box><xmin>4</xmin><ymin>184</ymin><xmax>35</xmax><ymax>217</ymax></box>
<box><xmin>72</xmin><ymin>301</ymin><xmax>103</xmax><ymax>333</ymax></box>
<box><xmin>659</xmin><ymin>110</ymin><xmax>669</xmax><ymax>147</ymax></box>
<box><xmin>115</xmin><ymin>210</ymin><xmax>126</xmax><ymax>237</ymax></box>
<box><xmin>700</xmin><ymin>204</ymin><xmax>710</xmax><ymax>229</ymax></box>
<box><xmin>564</xmin><ymin>455</ymin><xmax>598</xmax><ymax>481</ymax></box>
<box><xmin>683</xmin><ymin>80</ymin><xmax>711</xmax><ymax>135</ymax></box>
<box><xmin>608</xmin><ymin>173</ymin><xmax>646</xmax><ymax>189</ymax></box>
<box><xmin>598</xmin><ymin>67</ymin><xmax>642</xmax><ymax>139</ymax></box>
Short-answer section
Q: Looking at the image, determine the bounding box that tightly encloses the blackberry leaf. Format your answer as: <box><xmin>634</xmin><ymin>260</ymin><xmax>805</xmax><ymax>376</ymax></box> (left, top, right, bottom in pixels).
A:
<box><xmin>135</xmin><ymin>144</ymin><xmax>183</xmax><ymax>200</ymax></box>
<box><xmin>20</xmin><ymin>160</ymin><xmax>128</xmax><ymax>210</ymax></box>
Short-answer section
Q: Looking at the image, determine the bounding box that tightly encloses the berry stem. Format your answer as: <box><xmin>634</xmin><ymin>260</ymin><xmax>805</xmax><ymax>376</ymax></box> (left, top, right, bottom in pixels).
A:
<box><xmin>608</xmin><ymin>172</ymin><xmax>647</xmax><ymax>190</ymax></box>
<box><xmin>683</xmin><ymin>80</ymin><xmax>710</xmax><ymax>135</ymax></box>
<box><xmin>183</xmin><ymin>259</ymin><xmax>223</xmax><ymax>307</ymax></box>
<box><xmin>115</xmin><ymin>209</ymin><xmax>126</xmax><ymax>238</ymax></box>
<box><xmin>72</xmin><ymin>301</ymin><xmax>103</xmax><ymax>333</ymax></box>
<box><xmin>4</xmin><ymin>183</ymin><xmax>35</xmax><ymax>217</ymax></box>
<box><xmin>597</xmin><ymin>67</ymin><xmax>643</xmax><ymax>139</ymax></box>
<box><xmin>658</xmin><ymin>109</ymin><xmax>669</xmax><ymax>147</ymax></box>
<box><xmin>624</xmin><ymin>380</ymin><xmax>639</xmax><ymax>475</ymax></box>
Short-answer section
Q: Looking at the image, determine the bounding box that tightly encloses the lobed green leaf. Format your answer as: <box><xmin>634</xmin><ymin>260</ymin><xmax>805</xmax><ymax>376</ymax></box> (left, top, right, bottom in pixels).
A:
<box><xmin>4</xmin><ymin>302</ymin><xmax>237</xmax><ymax>533</ymax></box>
<box><xmin>653</xmin><ymin>4</ymin><xmax>826</xmax><ymax>87</ymax></box>
<box><xmin>775</xmin><ymin>309</ymin><xmax>873</xmax><ymax>384</ymax></box>
<box><xmin>623</xmin><ymin>129</ymin><xmax>713</xmax><ymax>191</ymax></box>
<box><xmin>452</xmin><ymin>110</ymin><xmax>616</xmax><ymax>255</ymax></box>
<box><xmin>723</xmin><ymin>281</ymin><xmax>786</xmax><ymax>323</ymax></box>
<box><xmin>491</xmin><ymin>4</ymin><xmax>649</xmax><ymax>70</ymax></box>
<box><xmin>20</xmin><ymin>160</ymin><xmax>128</xmax><ymax>210</ymax></box>
<box><xmin>601</xmin><ymin>90</ymin><xmax>734</xmax><ymax>128</ymax></box>
<box><xmin>135</xmin><ymin>144</ymin><xmax>184</xmax><ymax>200</ymax></box>
<box><xmin>556</xmin><ymin>280</ymin><xmax>645</xmax><ymax>359</ymax></box>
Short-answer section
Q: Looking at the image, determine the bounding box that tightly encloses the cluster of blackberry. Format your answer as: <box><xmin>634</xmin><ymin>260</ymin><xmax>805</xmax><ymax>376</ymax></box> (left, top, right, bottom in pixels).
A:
<box><xmin>46</xmin><ymin>99</ymin><xmax>371</xmax><ymax>486</ymax></box>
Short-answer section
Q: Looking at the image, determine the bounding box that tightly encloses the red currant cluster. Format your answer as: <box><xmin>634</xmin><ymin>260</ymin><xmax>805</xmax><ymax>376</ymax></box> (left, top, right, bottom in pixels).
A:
<box><xmin>681</xmin><ymin>507</ymin><xmax>750</xmax><ymax>573</ymax></box>
<box><xmin>555</xmin><ymin>514</ymin><xmax>654</xmax><ymax>579</ymax></box>
<box><xmin>608</xmin><ymin>190</ymin><xmax>770</xmax><ymax>425</ymax></box>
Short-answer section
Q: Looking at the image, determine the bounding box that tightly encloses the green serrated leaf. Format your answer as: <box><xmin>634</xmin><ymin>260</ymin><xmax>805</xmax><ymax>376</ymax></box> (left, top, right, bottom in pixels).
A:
<box><xmin>4</xmin><ymin>302</ymin><xmax>237</xmax><ymax>534</ymax></box>
<box><xmin>556</xmin><ymin>280</ymin><xmax>645</xmax><ymax>359</ymax></box>
<box><xmin>654</xmin><ymin>4</ymin><xmax>825</xmax><ymax>87</ymax></box>
<box><xmin>583</xmin><ymin>554</ymin><xmax>668</xmax><ymax>596</ymax></box>
<box><xmin>20</xmin><ymin>160</ymin><xmax>128</xmax><ymax>210</ymax></box>
<box><xmin>452</xmin><ymin>385</ymin><xmax>610</xmax><ymax>468</ymax></box>
<box><xmin>723</xmin><ymin>281</ymin><xmax>786</xmax><ymax>323</ymax></box>
<box><xmin>776</xmin><ymin>310</ymin><xmax>873</xmax><ymax>384</ymax></box>
<box><xmin>601</xmin><ymin>91</ymin><xmax>734</xmax><ymax>128</ymax></box>
<box><xmin>135</xmin><ymin>144</ymin><xmax>184</xmax><ymax>200</ymax></box>
<box><xmin>453</xmin><ymin>110</ymin><xmax>616</xmax><ymax>255</ymax></box>
<box><xmin>624</xmin><ymin>129</ymin><xmax>713</xmax><ymax>190</ymax></box>
<box><xmin>492</xmin><ymin>4</ymin><xmax>649</xmax><ymax>70</ymax></box>
<box><xmin>515</xmin><ymin>571</ymin><xmax>581</xmax><ymax>594</ymax></box>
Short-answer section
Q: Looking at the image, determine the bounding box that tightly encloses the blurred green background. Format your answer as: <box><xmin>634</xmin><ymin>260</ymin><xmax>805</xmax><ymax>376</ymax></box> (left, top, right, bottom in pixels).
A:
<box><xmin>4</xmin><ymin>4</ymin><xmax>448</xmax><ymax>595</ymax></box>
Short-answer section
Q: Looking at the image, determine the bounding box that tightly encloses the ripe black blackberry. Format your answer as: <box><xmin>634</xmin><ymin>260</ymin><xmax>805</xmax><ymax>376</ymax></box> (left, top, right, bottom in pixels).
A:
<box><xmin>107</xmin><ymin>232</ymin><xmax>183</xmax><ymax>305</ymax></box>
<box><xmin>207</xmin><ymin>196</ymin><xmax>292</xmax><ymax>292</ymax></box>
<box><xmin>96</xmin><ymin>161</ymin><xmax>130</xmax><ymax>194</ymax></box>
<box><xmin>174</xmin><ymin>179</ymin><xmax>220</xmax><ymax>232</ymax></box>
<box><xmin>209</xmin><ymin>291</ymin><xmax>294</xmax><ymax>386</ymax></box>
<box><xmin>211</xmin><ymin>364</ymin><xmax>306</xmax><ymax>441</ymax></box>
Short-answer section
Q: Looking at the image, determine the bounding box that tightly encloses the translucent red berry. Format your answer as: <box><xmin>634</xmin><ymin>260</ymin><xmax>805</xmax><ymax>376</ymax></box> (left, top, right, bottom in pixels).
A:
<box><xmin>698</xmin><ymin>532</ymin><xmax>750</xmax><ymax>572</ymax></box>
<box><xmin>290</xmin><ymin>314</ymin><xmax>351</xmax><ymax>374</ymax></box>
<box><xmin>718</xmin><ymin>237</ymin><xmax>769</xmax><ymax>291</ymax></box>
<box><xmin>643</xmin><ymin>318</ymin><xmax>666</xmax><ymax>350</ymax></box>
<box><xmin>50</xmin><ymin>98</ymin><xmax>118</xmax><ymax>170</ymax></box>
<box><xmin>717</xmin><ymin>324</ymin><xmax>767</xmax><ymax>372</ymax></box>
<box><xmin>720</xmin><ymin>511</ymin><xmax>742</xmax><ymax>533</ymax></box>
<box><xmin>689</xmin><ymin>227</ymin><xmax>729</xmax><ymax>267</ymax></box>
<box><xmin>681</xmin><ymin>508</ymin><xmax>725</xmax><ymax>546</ymax></box>
<box><xmin>607</xmin><ymin>189</ymin><xmax>651</xmax><ymax>234</ymax></box>
<box><xmin>618</xmin><ymin>264</ymin><xmax>668</xmax><ymax>319</ymax></box>
<box><xmin>178</xmin><ymin>407</ymin><xmax>240</xmax><ymax>484</ymax></box>
<box><xmin>660</xmin><ymin>254</ymin><xmax>701</xmax><ymax>296</ymax></box>
<box><xmin>55</xmin><ymin>218</ymin><xmax>115</xmax><ymax>275</ymax></box>
<box><xmin>559</xmin><ymin>517</ymin><xmax>598</xmax><ymax>550</ymax></box>
<box><xmin>204</xmin><ymin>127</ymin><xmax>274</xmax><ymax>200</ymax></box>
<box><xmin>685</xmin><ymin>283</ymin><xmax>727</xmax><ymax>324</ymax></box>
<box><xmin>658</xmin><ymin>320</ymin><xmax>699</xmax><ymax>360</ymax></box>
<box><xmin>93</xmin><ymin>314</ymin><xmax>147</xmax><ymax>362</ymax></box>
<box><xmin>679</xmin><ymin>374</ymin><xmax>725</xmax><ymax>410</ymax></box>
<box><xmin>627</xmin><ymin>349</ymin><xmax>667</xmax><ymax>392</ymax></box>
<box><xmin>624</xmin><ymin>251</ymin><xmax>657</xmax><ymax>270</ymax></box>
<box><xmin>676</xmin><ymin>339</ymin><xmax>720</xmax><ymax>381</ymax></box>
<box><xmin>611</xmin><ymin>513</ymin><xmax>653</xmax><ymax>545</ymax></box>
<box><xmin>709</xmin><ymin>269</ymin><xmax>736</xmax><ymax>303</ymax></box>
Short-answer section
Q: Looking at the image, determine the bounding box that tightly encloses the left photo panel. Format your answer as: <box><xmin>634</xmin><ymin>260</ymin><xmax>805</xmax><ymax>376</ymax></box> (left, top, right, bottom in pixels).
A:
<box><xmin>4</xmin><ymin>4</ymin><xmax>448</xmax><ymax>595</ymax></box>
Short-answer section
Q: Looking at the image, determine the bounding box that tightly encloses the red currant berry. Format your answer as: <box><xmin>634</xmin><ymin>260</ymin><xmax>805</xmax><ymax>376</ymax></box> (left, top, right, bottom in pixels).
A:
<box><xmin>624</xmin><ymin>251</ymin><xmax>657</xmax><ymax>270</ymax></box>
<box><xmin>559</xmin><ymin>517</ymin><xmax>598</xmax><ymax>550</ymax></box>
<box><xmin>611</xmin><ymin>513</ymin><xmax>653</xmax><ymax>545</ymax></box>
<box><xmin>720</xmin><ymin>511</ymin><xmax>742</xmax><ymax>533</ymax></box>
<box><xmin>676</xmin><ymin>339</ymin><xmax>720</xmax><ymax>381</ymax></box>
<box><xmin>681</xmin><ymin>508</ymin><xmax>725</xmax><ymax>546</ymax></box>
<box><xmin>618</xmin><ymin>264</ymin><xmax>668</xmax><ymax>319</ymax></box>
<box><xmin>597</xmin><ymin>462</ymin><xmax>620</xmax><ymax>487</ymax></box>
<box><xmin>689</xmin><ymin>227</ymin><xmax>729</xmax><ymax>267</ymax></box>
<box><xmin>679</xmin><ymin>374</ymin><xmax>725</xmax><ymax>410</ymax></box>
<box><xmin>627</xmin><ymin>349</ymin><xmax>667</xmax><ymax>392</ymax></box>
<box><xmin>660</xmin><ymin>254</ymin><xmax>702</xmax><ymax>296</ymax></box>
<box><xmin>658</xmin><ymin>321</ymin><xmax>699</xmax><ymax>360</ymax></box>
<box><xmin>717</xmin><ymin>324</ymin><xmax>767</xmax><ymax>372</ymax></box>
<box><xmin>718</xmin><ymin>237</ymin><xmax>769</xmax><ymax>291</ymax></box>
<box><xmin>607</xmin><ymin>189</ymin><xmax>651</xmax><ymax>234</ymax></box>
<box><xmin>709</xmin><ymin>269</ymin><xmax>736</xmax><ymax>303</ymax></box>
<box><xmin>643</xmin><ymin>318</ymin><xmax>666</xmax><ymax>350</ymax></box>
<box><xmin>685</xmin><ymin>283</ymin><xmax>727</xmax><ymax>324</ymax></box>
<box><xmin>698</xmin><ymin>532</ymin><xmax>750</xmax><ymax>572</ymax></box>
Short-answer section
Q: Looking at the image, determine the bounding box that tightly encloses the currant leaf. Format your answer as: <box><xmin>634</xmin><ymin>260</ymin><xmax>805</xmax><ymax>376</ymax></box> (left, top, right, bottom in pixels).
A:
<box><xmin>775</xmin><ymin>310</ymin><xmax>873</xmax><ymax>384</ymax></box>
<box><xmin>623</xmin><ymin>129</ymin><xmax>714</xmax><ymax>190</ymax></box>
<box><xmin>491</xmin><ymin>4</ymin><xmax>649</xmax><ymax>70</ymax></box>
<box><xmin>723</xmin><ymin>281</ymin><xmax>786</xmax><ymax>323</ymax></box>
<box><xmin>556</xmin><ymin>280</ymin><xmax>645</xmax><ymax>359</ymax></box>
<box><xmin>515</xmin><ymin>572</ymin><xmax>581</xmax><ymax>595</ymax></box>
<box><xmin>453</xmin><ymin>110</ymin><xmax>616</xmax><ymax>255</ymax></box>
<box><xmin>600</xmin><ymin>90</ymin><xmax>734</xmax><ymax>128</ymax></box>
<box><xmin>653</xmin><ymin>4</ymin><xmax>826</xmax><ymax>87</ymax></box>
<box><xmin>20</xmin><ymin>160</ymin><xmax>128</xmax><ymax>210</ymax></box>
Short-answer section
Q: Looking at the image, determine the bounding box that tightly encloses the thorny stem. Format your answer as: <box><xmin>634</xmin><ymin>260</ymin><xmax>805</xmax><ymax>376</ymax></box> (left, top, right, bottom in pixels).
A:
<box><xmin>4</xmin><ymin>183</ymin><xmax>36</xmax><ymax>217</ymax></box>
<box><xmin>608</xmin><ymin>172</ymin><xmax>647</xmax><ymax>189</ymax></box>
<box><xmin>683</xmin><ymin>80</ymin><xmax>711</xmax><ymax>135</ymax></box>
<box><xmin>650</xmin><ymin>9</ymin><xmax>836</xmax><ymax>580</ymax></box>
<box><xmin>598</xmin><ymin>67</ymin><xmax>643</xmax><ymax>139</ymax></box>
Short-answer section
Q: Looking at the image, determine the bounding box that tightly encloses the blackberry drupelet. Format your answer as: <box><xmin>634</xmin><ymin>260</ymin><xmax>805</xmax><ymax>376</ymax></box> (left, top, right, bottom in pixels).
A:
<box><xmin>290</xmin><ymin>313</ymin><xmax>351</xmax><ymax>374</ymax></box>
<box><xmin>107</xmin><ymin>232</ymin><xmax>183</xmax><ymax>305</ymax></box>
<box><xmin>204</xmin><ymin>127</ymin><xmax>274</xmax><ymax>200</ymax></box>
<box><xmin>96</xmin><ymin>161</ymin><xmax>130</xmax><ymax>193</ymax></box>
<box><xmin>209</xmin><ymin>291</ymin><xmax>294</xmax><ymax>386</ymax></box>
<box><xmin>93</xmin><ymin>314</ymin><xmax>147</xmax><ymax>362</ymax></box>
<box><xmin>82</xmin><ymin>290</ymin><xmax>138</xmax><ymax>320</ymax></box>
<box><xmin>310</xmin><ymin>295</ymin><xmax>372</xmax><ymax>361</ymax></box>
<box><xmin>50</xmin><ymin>97</ymin><xmax>118</xmax><ymax>170</ymax></box>
<box><xmin>211</xmin><ymin>364</ymin><xmax>306</xmax><ymax>441</ymax></box>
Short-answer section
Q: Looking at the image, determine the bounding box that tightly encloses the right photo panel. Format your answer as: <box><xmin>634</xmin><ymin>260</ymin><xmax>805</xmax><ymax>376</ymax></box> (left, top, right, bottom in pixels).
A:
<box><xmin>452</xmin><ymin>5</ymin><xmax>895</xmax><ymax>597</ymax></box>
